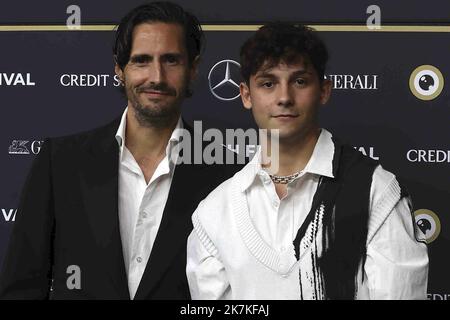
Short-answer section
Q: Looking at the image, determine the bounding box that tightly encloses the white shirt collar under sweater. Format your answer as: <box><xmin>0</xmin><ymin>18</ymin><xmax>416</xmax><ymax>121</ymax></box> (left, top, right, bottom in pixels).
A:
<box><xmin>239</xmin><ymin>128</ymin><xmax>335</xmax><ymax>193</ymax></box>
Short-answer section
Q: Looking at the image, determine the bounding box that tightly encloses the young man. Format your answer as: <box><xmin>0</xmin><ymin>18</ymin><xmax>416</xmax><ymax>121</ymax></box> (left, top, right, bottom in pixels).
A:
<box><xmin>0</xmin><ymin>2</ymin><xmax>240</xmax><ymax>299</ymax></box>
<box><xmin>186</xmin><ymin>22</ymin><xmax>429</xmax><ymax>299</ymax></box>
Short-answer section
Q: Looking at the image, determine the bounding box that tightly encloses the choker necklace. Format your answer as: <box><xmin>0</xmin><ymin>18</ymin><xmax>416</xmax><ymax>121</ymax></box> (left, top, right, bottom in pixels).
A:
<box><xmin>268</xmin><ymin>171</ymin><xmax>303</xmax><ymax>184</ymax></box>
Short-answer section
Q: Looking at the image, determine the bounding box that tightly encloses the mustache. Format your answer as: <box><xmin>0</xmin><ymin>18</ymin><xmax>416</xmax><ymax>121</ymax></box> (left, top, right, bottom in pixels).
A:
<box><xmin>136</xmin><ymin>83</ymin><xmax>176</xmax><ymax>96</ymax></box>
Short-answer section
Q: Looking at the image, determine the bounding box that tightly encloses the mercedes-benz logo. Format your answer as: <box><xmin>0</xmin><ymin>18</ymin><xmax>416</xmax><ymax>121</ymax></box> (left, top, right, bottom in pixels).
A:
<box><xmin>208</xmin><ymin>59</ymin><xmax>241</xmax><ymax>101</ymax></box>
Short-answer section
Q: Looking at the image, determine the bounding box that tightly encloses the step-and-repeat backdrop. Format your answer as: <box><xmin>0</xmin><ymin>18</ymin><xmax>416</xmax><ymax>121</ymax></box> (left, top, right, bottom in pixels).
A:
<box><xmin>0</xmin><ymin>0</ymin><xmax>448</xmax><ymax>300</ymax></box>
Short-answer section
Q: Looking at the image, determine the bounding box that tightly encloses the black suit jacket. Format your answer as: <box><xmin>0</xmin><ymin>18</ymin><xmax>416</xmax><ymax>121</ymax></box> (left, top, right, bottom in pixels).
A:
<box><xmin>0</xmin><ymin>116</ymin><xmax>243</xmax><ymax>299</ymax></box>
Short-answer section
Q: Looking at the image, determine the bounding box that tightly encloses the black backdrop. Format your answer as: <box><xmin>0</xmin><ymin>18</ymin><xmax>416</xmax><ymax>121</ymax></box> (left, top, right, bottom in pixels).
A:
<box><xmin>1</xmin><ymin>0</ymin><xmax>449</xmax><ymax>300</ymax></box>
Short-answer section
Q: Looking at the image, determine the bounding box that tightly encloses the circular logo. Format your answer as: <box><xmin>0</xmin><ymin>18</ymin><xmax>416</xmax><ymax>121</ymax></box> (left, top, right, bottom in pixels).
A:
<box><xmin>208</xmin><ymin>59</ymin><xmax>241</xmax><ymax>101</ymax></box>
<box><xmin>409</xmin><ymin>65</ymin><xmax>444</xmax><ymax>101</ymax></box>
<box><xmin>414</xmin><ymin>209</ymin><xmax>441</xmax><ymax>244</ymax></box>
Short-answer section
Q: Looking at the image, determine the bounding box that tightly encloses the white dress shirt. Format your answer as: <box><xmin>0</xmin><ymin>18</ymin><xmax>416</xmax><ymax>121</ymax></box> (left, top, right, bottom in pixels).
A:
<box><xmin>115</xmin><ymin>107</ymin><xmax>182</xmax><ymax>299</ymax></box>
<box><xmin>187</xmin><ymin>129</ymin><xmax>429</xmax><ymax>299</ymax></box>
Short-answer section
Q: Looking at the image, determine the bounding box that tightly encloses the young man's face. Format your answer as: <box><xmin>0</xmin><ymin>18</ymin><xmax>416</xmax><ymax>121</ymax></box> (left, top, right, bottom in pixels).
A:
<box><xmin>115</xmin><ymin>22</ymin><xmax>198</xmax><ymax>126</ymax></box>
<box><xmin>240</xmin><ymin>56</ymin><xmax>331</xmax><ymax>143</ymax></box>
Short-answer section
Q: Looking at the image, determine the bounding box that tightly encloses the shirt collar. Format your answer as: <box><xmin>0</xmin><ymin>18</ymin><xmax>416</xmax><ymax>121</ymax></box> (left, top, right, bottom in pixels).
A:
<box><xmin>238</xmin><ymin>128</ymin><xmax>335</xmax><ymax>192</ymax></box>
<box><xmin>303</xmin><ymin>128</ymin><xmax>335</xmax><ymax>178</ymax></box>
<box><xmin>115</xmin><ymin>107</ymin><xmax>128</xmax><ymax>159</ymax></box>
<box><xmin>115</xmin><ymin>107</ymin><xmax>184</xmax><ymax>161</ymax></box>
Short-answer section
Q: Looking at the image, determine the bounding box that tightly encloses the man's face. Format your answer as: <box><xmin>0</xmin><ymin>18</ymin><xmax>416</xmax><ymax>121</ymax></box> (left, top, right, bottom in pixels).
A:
<box><xmin>115</xmin><ymin>22</ymin><xmax>197</xmax><ymax>127</ymax></box>
<box><xmin>240</xmin><ymin>57</ymin><xmax>331</xmax><ymax>142</ymax></box>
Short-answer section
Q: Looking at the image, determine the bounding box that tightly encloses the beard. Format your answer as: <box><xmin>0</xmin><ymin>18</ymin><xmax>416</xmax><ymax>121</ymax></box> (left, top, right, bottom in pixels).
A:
<box><xmin>125</xmin><ymin>80</ymin><xmax>187</xmax><ymax>128</ymax></box>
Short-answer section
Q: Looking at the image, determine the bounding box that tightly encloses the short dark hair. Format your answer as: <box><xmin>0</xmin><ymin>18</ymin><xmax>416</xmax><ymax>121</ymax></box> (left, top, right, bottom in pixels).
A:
<box><xmin>240</xmin><ymin>22</ymin><xmax>328</xmax><ymax>84</ymax></box>
<box><xmin>113</xmin><ymin>1</ymin><xmax>204</xmax><ymax>70</ymax></box>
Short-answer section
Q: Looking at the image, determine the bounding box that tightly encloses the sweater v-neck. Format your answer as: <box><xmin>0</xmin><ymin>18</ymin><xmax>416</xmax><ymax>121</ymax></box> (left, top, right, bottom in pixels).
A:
<box><xmin>231</xmin><ymin>175</ymin><xmax>324</xmax><ymax>275</ymax></box>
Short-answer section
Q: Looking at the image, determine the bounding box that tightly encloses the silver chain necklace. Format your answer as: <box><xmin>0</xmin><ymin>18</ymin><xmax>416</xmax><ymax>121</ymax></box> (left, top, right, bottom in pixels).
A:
<box><xmin>268</xmin><ymin>170</ymin><xmax>303</xmax><ymax>184</ymax></box>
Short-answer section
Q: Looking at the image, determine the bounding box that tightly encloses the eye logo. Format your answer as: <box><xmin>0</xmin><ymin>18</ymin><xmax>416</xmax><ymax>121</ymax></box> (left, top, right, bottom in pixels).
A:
<box><xmin>414</xmin><ymin>209</ymin><xmax>441</xmax><ymax>244</ymax></box>
<box><xmin>409</xmin><ymin>65</ymin><xmax>444</xmax><ymax>101</ymax></box>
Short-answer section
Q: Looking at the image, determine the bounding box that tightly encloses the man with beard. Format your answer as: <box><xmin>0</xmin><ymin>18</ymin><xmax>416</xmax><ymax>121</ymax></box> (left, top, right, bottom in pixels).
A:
<box><xmin>0</xmin><ymin>2</ymin><xmax>241</xmax><ymax>299</ymax></box>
